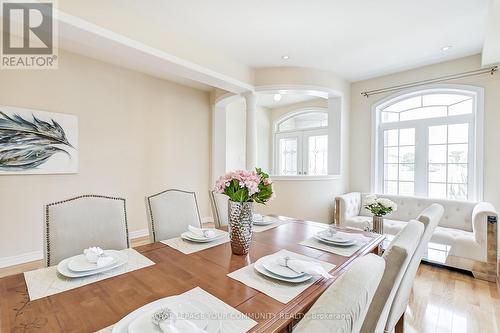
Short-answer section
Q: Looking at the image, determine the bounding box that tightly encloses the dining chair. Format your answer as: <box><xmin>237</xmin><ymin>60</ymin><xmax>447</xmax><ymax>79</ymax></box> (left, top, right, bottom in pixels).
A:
<box><xmin>384</xmin><ymin>203</ymin><xmax>444</xmax><ymax>333</ymax></box>
<box><xmin>44</xmin><ymin>194</ymin><xmax>129</xmax><ymax>267</ymax></box>
<box><xmin>360</xmin><ymin>220</ymin><xmax>425</xmax><ymax>333</ymax></box>
<box><xmin>210</xmin><ymin>190</ymin><xmax>229</xmax><ymax>227</ymax></box>
<box><xmin>293</xmin><ymin>254</ymin><xmax>386</xmax><ymax>333</ymax></box>
<box><xmin>146</xmin><ymin>189</ymin><xmax>202</xmax><ymax>242</ymax></box>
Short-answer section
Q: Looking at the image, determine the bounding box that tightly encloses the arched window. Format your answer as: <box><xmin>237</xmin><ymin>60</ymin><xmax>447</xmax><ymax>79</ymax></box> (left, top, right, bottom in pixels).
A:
<box><xmin>372</xmin><ymin>85</ymin><xmax>483</xmax><ymax>200</ymax></box>
<box><xmin>274</xmin><ymin>109</ymin><xmax>328</xmax><ymax>176</ymax></box>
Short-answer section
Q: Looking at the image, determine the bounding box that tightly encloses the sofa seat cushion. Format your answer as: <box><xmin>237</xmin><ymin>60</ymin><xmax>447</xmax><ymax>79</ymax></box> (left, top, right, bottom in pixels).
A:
<box><xmin>431</xmin><ymin>226</ymin><xmax>475</xmax><ymax>246</ymax></box>
<box><xmin>430</xmin><ymin>226</ymin><xmax>485</xmax><ymax>262</ymax></box>
<box><xmin>345</xmin><ymin>216</ymin><xmax>407</xmax><ymax>235</ymax></box>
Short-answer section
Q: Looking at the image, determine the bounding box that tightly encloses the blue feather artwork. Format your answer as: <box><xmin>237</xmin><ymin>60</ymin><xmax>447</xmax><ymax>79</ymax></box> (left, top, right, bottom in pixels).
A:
<box><xmin>0</xmin><ymin>106</ymin><xmax>78</xmax><ymax>174</ymax></box>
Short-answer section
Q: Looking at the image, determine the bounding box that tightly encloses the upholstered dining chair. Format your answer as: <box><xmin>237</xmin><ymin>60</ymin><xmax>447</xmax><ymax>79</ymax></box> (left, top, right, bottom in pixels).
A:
<box><xmin>294</xmin><ymin>254</ymin><xmax>386</xmax><ymax>333</ymax></box>
<box><xmin>384</xmin><ymin>203</ymin><xmax>444</xmax><ymax>333</ymax></box>
<box><xmin>360</xmin><ymin>220</ymin><xmax>425</xmax><ymax>333</ymax></box>
<box><xmin>44</xmin><ymin>194</ymin><xmax>129</xmax><ymax>267</ymax></box>
<box><xmin>146</xmin><ymin>189</ymin><xmax>202</xmax><ymax>242</ymax></box>
<box><xmin>210</xmin><ymin>190</ymin><xmax>229</xmax><ymax>227</ymax></box>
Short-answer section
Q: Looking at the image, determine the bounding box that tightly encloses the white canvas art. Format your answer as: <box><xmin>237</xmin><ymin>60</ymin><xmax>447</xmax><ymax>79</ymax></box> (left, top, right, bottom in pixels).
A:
<box><xmin>0</xmin><ymin>106</ymin><xmax>78</xmax><ymax>174</ymax></box>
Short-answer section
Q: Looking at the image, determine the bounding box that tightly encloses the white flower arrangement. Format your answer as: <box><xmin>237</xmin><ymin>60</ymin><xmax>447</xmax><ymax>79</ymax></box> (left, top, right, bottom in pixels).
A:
<box><xmin>364</xmin><ymin>194</ymin><xmax>397</xmax><ymax>216</ymax></box>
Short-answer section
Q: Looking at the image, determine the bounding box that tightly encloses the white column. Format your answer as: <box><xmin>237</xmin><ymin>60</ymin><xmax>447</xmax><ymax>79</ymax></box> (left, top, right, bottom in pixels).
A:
<box><xmin>244</xmin><ymin>91</ymin><xmax>257</xmax><ymax>170</ymax></box>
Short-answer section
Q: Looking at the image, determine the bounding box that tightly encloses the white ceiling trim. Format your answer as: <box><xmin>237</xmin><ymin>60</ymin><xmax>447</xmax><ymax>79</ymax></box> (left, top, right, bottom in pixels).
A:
<box><xmin>482</xmin><ymin>0</ymin><xmax>500</xmax><ymax>66</ymax></box>
<box><xmin>54</xmin><ymin>9</ymin><xmax>254</xmax><ymax>93</ymax></box>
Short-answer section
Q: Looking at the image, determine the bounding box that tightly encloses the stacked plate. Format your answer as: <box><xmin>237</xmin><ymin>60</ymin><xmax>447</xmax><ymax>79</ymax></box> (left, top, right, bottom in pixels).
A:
<box><xmin>181</xmin><ymin>229</ymin><xmax>226</xmax><ymax>243</ymax></box>
<box><xmin>112</xmin><ymin>297</ymin><xmax>221</xmax><ymax>333</ymax></box>
<box><xmin>253</xmin><ymin>214</ymin><xmax>274</xmax><ymax>226</ymax></box>
<box><xmin>314</xmin><ymin>230</ymin><xmax>357</xmax><ymax>247</ymax></box>
<box><xmin>57</xmin><ymin>250</ymin><xmax>128</xmax><ymax>278</ymax></box>
<box><xmin>254</xmin><ymin>255</ymin><xmax>312</xmax><ymax>283</ymax></box>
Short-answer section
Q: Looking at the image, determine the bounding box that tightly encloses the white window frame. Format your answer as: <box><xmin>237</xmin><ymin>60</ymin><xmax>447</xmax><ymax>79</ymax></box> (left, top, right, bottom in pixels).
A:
<box><xmin>273</xmin><ymin>108</ymin><xmax>329</xmax><ymax>176</ymax></box>
<box><xmin>371</xmin><ymin>84</ymin><xmax>484</xmax><ymax>201</ymax></box>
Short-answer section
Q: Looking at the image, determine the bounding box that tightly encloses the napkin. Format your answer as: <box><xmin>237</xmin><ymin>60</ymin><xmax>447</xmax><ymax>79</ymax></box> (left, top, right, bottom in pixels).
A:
<box><xmin>188</xmin><ymin>225</ymin><xmax>216</xmax><ymax>239</ymax></box>
<box><xmin>277</xmin><ymin>256</ymin><xmax>333</xmax><ymax>279</ymax></box>
<box><xmin>83</xmin><ymin>247</ymin><xmax>114</xmax><ymax>267</ymax></box>
<box><xmin>128</xmin><ymin>308</ymin><xmax>207</xmax><ymax>333</ymax></box>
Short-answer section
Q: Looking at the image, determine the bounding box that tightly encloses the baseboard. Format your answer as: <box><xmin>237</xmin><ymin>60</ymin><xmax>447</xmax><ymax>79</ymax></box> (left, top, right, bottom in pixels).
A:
<box><xmin>129</xmin><ymin>228</ymin><xmax>149</xmax><ymax>239</ymax></box>
<box><xmin>0</xmin><ymin>250</ymin><xmax>43</xmax><ymax>269</ymax></box>
<box><xmin>0</xmin><ymin>221</ymin><xmax>214</xmax><ymax>269</ymax></box>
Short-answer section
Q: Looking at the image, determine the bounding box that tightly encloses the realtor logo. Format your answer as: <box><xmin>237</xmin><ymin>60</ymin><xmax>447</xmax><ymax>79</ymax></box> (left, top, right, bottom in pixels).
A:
<box><xmin>1</xmin><ymin>1</ymin><xmax>58</xmax><ymax>69</ymax></box>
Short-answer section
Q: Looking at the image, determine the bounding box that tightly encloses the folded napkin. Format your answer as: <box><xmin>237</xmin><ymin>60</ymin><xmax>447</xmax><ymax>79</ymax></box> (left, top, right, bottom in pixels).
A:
<box><xmin>150</xmin><ymin>308</ymin><xmax>207</xmax><ymax>333</ymax></box>
<box><xmin>188</xmin><ymin>225</ymin><xmax>216</xmax><ymax>239</ymax></box>
<box><xmin>278</xmin><ymin>256</ymin><xmax>333</xmax><ymax>279</ymax></box>
<box><xmin>83</xmin><ymin>247</ymin><xmax>114</xmax><ymax>267</ymax></box>
<box><xmin>253</xmin><ymin>213</ymin><xmax>263</xmax><ymax>221</ymax></box>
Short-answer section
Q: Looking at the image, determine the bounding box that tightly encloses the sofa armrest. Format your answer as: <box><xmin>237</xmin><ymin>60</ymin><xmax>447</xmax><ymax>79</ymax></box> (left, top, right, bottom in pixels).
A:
<box><xmin>334</xmin><ymin>192</ymin><xmax>361</xmax><ymax>225</ymax></box>
<box><xmin>472</xmin><ymin>202</ymin><xmax>497</xmax><ymax>244</ymax></box>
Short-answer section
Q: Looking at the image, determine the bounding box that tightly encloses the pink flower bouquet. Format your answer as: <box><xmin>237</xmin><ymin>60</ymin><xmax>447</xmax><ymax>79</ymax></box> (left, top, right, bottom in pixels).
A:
<box><xmin>214</xmin><ymin>168</ymin><xmax>274</xmax><ymax>203</ymax></box>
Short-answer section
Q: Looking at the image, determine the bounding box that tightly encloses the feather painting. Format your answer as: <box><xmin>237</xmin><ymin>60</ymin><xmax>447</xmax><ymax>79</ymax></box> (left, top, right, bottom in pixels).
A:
<box><xmin>0</xmin><ymin>106</ymin><xmax>78</xmax><ymax>174</ymax></box>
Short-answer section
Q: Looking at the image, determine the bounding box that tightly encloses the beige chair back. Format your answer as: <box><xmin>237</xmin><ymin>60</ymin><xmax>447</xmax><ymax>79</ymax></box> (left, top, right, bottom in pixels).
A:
<box><xmin>360</xmin><ymin>220</ymin><xmax>424</xmax><ymax>333</ymax></box>
<box><xmin>210</xmin><ymin>191</ymin><xmax>229</xmax><ymax>227</ymax></box>
<box><xmin>294</xmin><ymin>254</ymin><xmax>385</xmax><ymax>333</ymax></box>
<box><xmin>44</xmin><ymin>195</ymin><xmax>129</xmax><ymax>266</ymax></box>
<box><xmin>384</xmin><ymin>203</ymin><xmax>444</xmax><ymax>332</ymax></box>
<box><xmin>146</xmin><ymin>189</ymin><xmax>202</xmax><ymax>242</ymax></box>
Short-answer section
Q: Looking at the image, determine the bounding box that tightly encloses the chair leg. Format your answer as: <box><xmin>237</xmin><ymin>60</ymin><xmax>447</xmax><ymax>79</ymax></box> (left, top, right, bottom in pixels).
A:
<box><xmin>395</xmin><ymin>313</ymin><xmax>404</xmax><ymax>333</ymax></box>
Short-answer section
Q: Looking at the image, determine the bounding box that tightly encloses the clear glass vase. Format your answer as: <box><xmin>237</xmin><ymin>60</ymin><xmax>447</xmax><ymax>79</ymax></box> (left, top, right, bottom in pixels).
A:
<box><xmin>228</xmin><ymin>201</ymin><xmax>254</xmax><ymax>255</ymax></box>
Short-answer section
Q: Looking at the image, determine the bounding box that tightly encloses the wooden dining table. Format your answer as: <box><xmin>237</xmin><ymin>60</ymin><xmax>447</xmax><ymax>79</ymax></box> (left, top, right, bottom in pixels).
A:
<box><xmin>0</xmin><ymin>217</ymin><xmax>384</xmax><ymax>333</ymax></box>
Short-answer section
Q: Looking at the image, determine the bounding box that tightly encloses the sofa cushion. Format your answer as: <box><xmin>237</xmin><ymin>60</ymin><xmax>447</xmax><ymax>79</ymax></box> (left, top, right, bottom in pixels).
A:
<box><xmin>361</xmin><ymin>194</ymin><xmax>476</xmax><ymax>232</ymax></box>
<box><xmin>430</xmin><ymin>226</ymin><xmax>486</xmax><ymax>262</ymax></box>
<box><xmin>345</xmin><ymin>216</ymin><xmax>407</xmax><ymax>235</ymax></box>
<box><xmin>431</xmin><ymin>226</ymin><xmax>475</xmax><ymax>246</ymax></box>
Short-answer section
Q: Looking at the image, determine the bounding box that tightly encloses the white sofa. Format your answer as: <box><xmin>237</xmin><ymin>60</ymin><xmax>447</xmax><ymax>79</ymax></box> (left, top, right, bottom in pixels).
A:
<box><xmin>335</xmin><ymin>193</ymin><xmax>498</xmax><ymax>281</ymax></box>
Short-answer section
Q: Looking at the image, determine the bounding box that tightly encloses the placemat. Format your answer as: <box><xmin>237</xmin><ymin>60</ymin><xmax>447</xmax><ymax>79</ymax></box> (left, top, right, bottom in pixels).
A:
<box><xmin>24</xmin><ymin>248</ymin><xmax>155</xmax><ymax>301</ymax></box>
<box><xmin>227</xmin><ymin>249</ymin><xmax>336</xmax><ymax>304</ymax></box>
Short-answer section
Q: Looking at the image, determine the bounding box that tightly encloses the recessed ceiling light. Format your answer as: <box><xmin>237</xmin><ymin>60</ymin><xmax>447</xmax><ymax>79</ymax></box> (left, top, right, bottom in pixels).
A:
<box><xmin>273</xmin><ymin>94</ymin><xmax>282</xmax><ymax>102</ymax></box>
<box><xmin>441</xmin><ymin>45</ymin><xmax>452</xmax><ymax>51</ymax></box>
<box><xmin>281</xmin><ymin>55</ymin><xmax>290</xmax><ymax>60</ymax></box>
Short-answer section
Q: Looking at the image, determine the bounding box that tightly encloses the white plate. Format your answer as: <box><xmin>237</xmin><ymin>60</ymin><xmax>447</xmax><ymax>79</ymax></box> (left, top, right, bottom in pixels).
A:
<box><xmin>57</xmin><ymin>250</ymin><xmax>127</xmax><ymax>278</ymax></box>
<box><xmin>67</xmin><ymin>252</ymin><xmax>117</xmax><ymax>272</ymax></box>
<box><xmin>254</xmin><ymin>256</ymin><xmax>312</xmax><ymax>283</ymax></box>
<box><xmin>181</xmin><ymin>230</ymin><xmax>226</xmax><ymax>243</ymax></box>
<box><xmin>261</xmin><ymin>257</ymin><xmax>305</xmax><ymax>278</ymax></box>
<box><xmin>253</xmin><ymin>217</ymin><xmax>274</xmax><ymax>226</ymax></box>
<box><xmin>313</xmin><ymin>235</ymin><xmax>357</xmax><ymax>247</ymax></box>
<box><xmin>112</xmin><ymin>297</ymin><xmax>221</xmax><ymax>333</ymax></box>
<box><xmin>316</xmin><ymin>231</ymin><xmax>351</xmax><ymax>243</ymax></box>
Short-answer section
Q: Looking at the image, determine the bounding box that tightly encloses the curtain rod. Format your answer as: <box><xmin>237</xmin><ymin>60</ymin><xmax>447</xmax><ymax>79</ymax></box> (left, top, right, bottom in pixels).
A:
<box><xmin>361</xmin><ymin>66</ymin><xmax>498</xmax><ymax>98</ymax></box>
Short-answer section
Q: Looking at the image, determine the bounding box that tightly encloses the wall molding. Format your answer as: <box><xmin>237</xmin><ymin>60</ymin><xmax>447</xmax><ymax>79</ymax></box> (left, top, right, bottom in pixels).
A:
<box><xmin>0</xmin><ymin>250</ymin><xmax>43</xmax><ymax>269</ymax></box>
<box><xmin>0</xmin><ymin>218</ymin><xmax>215</xmax><ymax>269</ymax></box>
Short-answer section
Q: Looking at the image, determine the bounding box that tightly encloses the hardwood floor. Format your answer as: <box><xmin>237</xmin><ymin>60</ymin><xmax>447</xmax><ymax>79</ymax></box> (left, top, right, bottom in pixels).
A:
<box><xmin>0</xmin><ymin>238</ymin><xmax>497</xmax><ymax>333</ymax></box>
<box><xmin>406</xmin><ymin>263</ymin><xmax>499</xmax><ymax>333</ymax></box>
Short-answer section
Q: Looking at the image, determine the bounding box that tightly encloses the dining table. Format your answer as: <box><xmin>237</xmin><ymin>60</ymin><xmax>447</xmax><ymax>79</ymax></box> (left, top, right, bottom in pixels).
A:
<box><xmin>0</xmin><ymin>216</ymin><xmax>385</xmax><ymax>333</ymax></box>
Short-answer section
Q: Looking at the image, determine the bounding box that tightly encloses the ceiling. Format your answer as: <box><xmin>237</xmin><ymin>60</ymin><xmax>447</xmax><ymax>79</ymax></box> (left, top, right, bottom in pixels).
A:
<box><xmin>256</xmin><ymin>93</ymin><xmax>317</xmax><ymax>109</ymax></box>
<box><xmin>119</xmin><ymin>0</ymin><xmax>490</xmax><ymax>81</ymax></box>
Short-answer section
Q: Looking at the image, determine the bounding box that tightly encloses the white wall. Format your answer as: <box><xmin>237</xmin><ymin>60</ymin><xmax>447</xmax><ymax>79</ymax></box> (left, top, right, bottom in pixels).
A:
<box><xmin>0</xmin><ymin>50</ymin><xmax>211</xmax><ymax>260</ymax></box>
<box><xmin>225</xmin><ymin>100</ymin><xmax>271</xmax><ymax>172</ymax></box>
<box><xmin>350</xmin><ymin>55</ymin><xmax>500</xmax><ymax>212</ymax></box>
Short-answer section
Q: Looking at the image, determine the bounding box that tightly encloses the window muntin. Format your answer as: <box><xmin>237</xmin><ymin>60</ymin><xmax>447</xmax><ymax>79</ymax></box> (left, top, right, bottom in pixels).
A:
<box><xmin>381</xmin><ymin>93</ymin><xmax>473</xmax><ymax>124</ymax></box>
<box><xmin>383</xmin><ymin>128</ymin><xmax>415</xmax><ymax>196</ymax></box>
<box><xmin>275</xmin><ymin>110</ymin><xmax>328</xmax><ymax>176</ymax></box>
<box><xmin>278</xmin><ymin>111</ymin><xmax>328</xmax><ymax>132</ymax></box>
<box><xmin>376</xmin><ymin>88</ymin><xmax>479</xmax><ymax>201</ymax></box>
<box><xmin>307</xmin><ymin>134</ymin><xmax>328</xmax><ymax>175</ymax></box>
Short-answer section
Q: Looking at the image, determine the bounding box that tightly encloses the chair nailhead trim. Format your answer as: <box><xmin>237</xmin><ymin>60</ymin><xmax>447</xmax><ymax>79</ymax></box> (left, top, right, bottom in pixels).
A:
<box><xmin>45</xmin><ymin>194</ymin><xmax>128</xmax><ymax>267</ymax></box>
